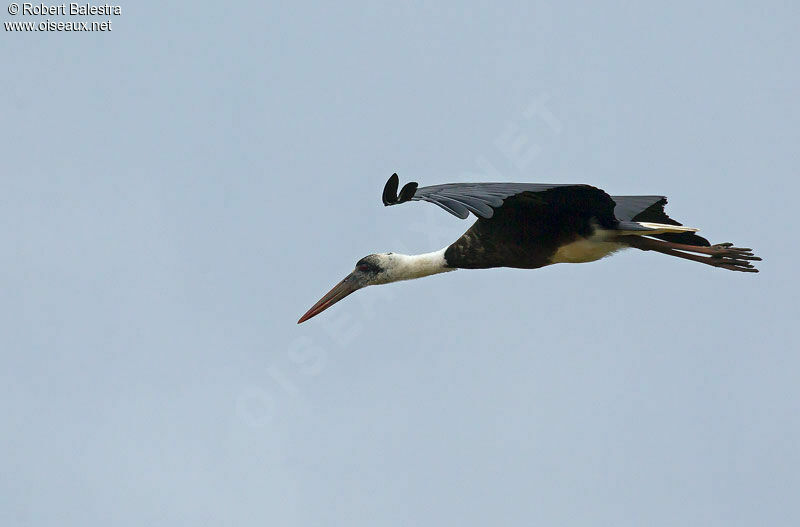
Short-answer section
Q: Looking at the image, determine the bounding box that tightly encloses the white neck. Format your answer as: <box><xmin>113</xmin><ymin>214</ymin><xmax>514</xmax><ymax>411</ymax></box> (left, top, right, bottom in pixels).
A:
<box><xmin>378</xmin><ymin>248</ymin><xmax>454</xmax><ymax>284</ymax></box>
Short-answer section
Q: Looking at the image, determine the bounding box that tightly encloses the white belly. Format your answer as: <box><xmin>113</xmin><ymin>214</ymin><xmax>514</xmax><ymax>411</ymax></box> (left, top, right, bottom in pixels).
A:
<box><xmin>550</xmin><ymin>230</ymin><xmax>627</xmax><ymax>264</ymax></box>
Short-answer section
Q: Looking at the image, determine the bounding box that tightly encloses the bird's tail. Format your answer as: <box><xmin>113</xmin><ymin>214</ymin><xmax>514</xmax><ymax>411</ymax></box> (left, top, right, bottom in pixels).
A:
<box><xmin>615</xmin><ymin>221</ymin><xmax>700</xmax><ymax>236</ymax></box>
<box><xmin>615</xmin><ymin>221</ymin><xmax>711</xmax><ymax>246</ymax></box>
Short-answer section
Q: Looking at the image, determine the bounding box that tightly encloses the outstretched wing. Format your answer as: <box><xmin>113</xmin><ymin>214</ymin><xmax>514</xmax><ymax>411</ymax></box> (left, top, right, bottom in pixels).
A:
<box><xmin>382</xmin><ymin>176</ymin><xmax>710</xmax><ymax>245</ymax></box>
<box><xmin>382</xmin><ymin>173</ymin><xmax>587</xmax><ymax>219</ymax></box>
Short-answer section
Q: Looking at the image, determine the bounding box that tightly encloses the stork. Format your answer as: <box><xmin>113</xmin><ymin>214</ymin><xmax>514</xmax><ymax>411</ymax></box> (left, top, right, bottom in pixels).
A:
<box><xmin>298</xmin><ymin>174</ymin><xmax>760</xmax><ymax>323</ymax></box>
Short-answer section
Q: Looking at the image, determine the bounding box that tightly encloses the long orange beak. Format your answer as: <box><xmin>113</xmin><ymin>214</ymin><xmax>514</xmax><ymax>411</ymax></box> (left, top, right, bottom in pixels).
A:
<box><xmin>297</xmin><ymin>274</ymin><xmax>362</xmax><ymax>324</ymax></box>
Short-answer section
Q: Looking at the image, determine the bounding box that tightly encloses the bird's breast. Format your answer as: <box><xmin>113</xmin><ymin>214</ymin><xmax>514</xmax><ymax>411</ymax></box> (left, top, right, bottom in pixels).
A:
<box><xmin>549</xmin><ymin>229</ymin><xmax>627</xmax><ymax>264</ymax></box>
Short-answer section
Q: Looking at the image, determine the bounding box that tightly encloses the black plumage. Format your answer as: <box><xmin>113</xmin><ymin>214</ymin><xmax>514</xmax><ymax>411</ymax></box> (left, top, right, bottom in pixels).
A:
<box><xmin>382</xmin><ymin>173</ymin><xmax>757</xmax><ymax>272</ymax></box>
<box><xmin>622</xmin><ymin>197</ymin><xmax>710</xmax><ymax>246</ymax></box>
<box><xmin>444</xmin><ymin>186</ymin><xmax>618</xmax><ymax>269</ymax></box>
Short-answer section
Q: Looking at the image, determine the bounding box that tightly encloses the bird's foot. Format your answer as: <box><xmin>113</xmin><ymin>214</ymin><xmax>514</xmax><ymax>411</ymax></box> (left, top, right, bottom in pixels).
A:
<box><xmin>709</xmin><ymin>243</ymin><xmax>762</xmax><ymax>262</ymax></box>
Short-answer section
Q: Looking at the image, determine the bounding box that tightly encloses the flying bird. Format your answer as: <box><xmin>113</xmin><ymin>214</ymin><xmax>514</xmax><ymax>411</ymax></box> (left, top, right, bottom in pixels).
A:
<box><xmin>298</xmin><ymin>174</ymin><xmax>760</xmax><ymax>323</ymax></box>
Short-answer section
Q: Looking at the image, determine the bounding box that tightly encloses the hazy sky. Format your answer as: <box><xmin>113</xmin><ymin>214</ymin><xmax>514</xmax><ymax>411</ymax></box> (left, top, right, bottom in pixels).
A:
<box><xmin>2</xmin><ymin>2</ymin><xmax>798</xmax><ymax>526</ymax></box>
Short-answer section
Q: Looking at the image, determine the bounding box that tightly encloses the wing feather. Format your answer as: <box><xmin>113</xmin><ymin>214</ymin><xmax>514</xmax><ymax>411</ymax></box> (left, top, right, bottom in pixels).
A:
<box><xmin>381</xmin><ymin>175</ymin><xmax>710</xmax><ymax>246</ymax></box>
<box><xmin>383</xmin><ymin>174</ymin><xmax>576</xmax><ymax>219</ymax></box>
<box><xmin>611</xmin><ymin>195</ymin><xmax>710</xmax><ymax>246</ymax></box>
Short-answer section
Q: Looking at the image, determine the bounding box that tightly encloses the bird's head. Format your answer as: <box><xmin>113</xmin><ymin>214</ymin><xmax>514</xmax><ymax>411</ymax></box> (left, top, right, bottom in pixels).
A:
<box><xmin>297</xmin><ymin>253</ymin><xmax>397</xmax><ymax>324</ymax></box>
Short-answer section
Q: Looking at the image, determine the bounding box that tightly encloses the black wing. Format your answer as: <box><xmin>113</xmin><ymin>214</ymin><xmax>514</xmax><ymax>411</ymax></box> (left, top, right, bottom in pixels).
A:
<box><xmin>611</xmin><ymin>195</ymin><xmax>710</xmax><ymax>246</ymax></box>
<box><xmin>380</xmin><ymin>174</ymin><xmax>715</xmax><ymax>267</ymax></box>
<box><xmin>382</xmin><ymin>173</ymin><xmax>587</xmax><ymax>219</ymax></box>
<box><xmin>610</xmin><ymin>195</ymin><xmax>666</xmax><ymax>222</ymax></box>
<box><xmin>382</xmin><ymin>175</ymin><xmax>710</xmax><ymax>245</ymax></box>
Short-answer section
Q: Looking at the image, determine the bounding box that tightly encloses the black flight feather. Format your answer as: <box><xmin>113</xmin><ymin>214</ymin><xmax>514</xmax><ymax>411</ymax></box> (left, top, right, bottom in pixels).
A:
<box><xmin>382</xmin><ymin>173</ymin><xmax>400</xmax><ymax>206</ymax></box>
<box><xmin>381</xmin><ymin>175</ymin><xmax>710</xmax><ymax>246</ymax></box>
<box><xmin>397</xmin><ymin>182</ymin><xmax>418</xmax><ymax>203</ymax></box>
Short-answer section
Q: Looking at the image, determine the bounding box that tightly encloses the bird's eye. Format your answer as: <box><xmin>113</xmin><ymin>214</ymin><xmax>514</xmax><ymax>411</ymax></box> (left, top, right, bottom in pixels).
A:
<box><xmin>358</xmin><ymin>264</ymin><xmax>370</xmax><ymax>272</ymax></box>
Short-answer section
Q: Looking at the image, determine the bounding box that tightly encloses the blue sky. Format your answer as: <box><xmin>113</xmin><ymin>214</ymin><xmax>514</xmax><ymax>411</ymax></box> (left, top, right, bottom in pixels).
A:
<box><xmin>2</xmin><ymin>2</ymin><xmax>798</xmax><ymax>525</ymax></box>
